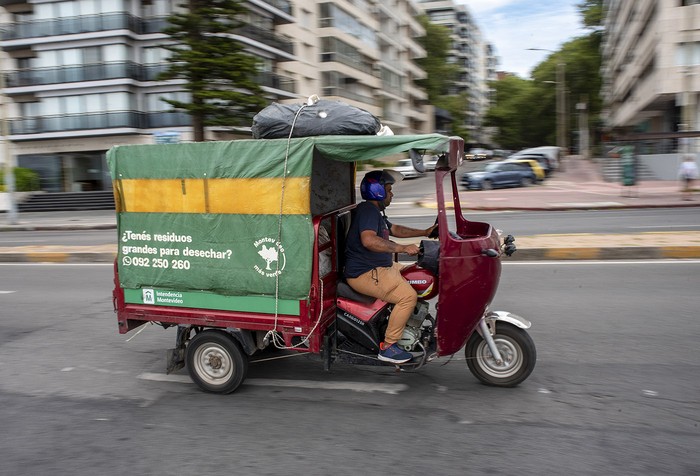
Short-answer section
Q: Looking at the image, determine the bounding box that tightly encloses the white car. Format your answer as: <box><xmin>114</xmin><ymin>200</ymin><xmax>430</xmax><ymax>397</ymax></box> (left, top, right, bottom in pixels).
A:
<box><xmin>510</xmin><ymin>146</ymin><xmax>561</xmax><ymax>170</ymax></box>
<box><xmin>465</xmin><ymin>148</ymin><xmax>493</xmax><ymax>161</ymax></box>
<box><xmin>423</xmin><ymin>155</ymin><xmax>440</xmax><ymax>171</ymax></box>
<box><xmin>392</xmin><ymin>158</ymin><xmax>425</xmax><ymax>179</ymax></box>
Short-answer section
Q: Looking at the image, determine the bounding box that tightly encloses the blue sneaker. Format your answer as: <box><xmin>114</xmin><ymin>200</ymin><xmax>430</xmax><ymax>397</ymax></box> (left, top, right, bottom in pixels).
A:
<box><xmin>378</xmin><ymin>342</ymin><xmax>412</xmax><ymax>364</ymax></box>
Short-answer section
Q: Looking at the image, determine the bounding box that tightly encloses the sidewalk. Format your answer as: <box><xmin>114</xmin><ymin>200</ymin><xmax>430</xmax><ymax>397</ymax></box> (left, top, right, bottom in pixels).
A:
<box><xmin>1</xmin><ymin>156</ymin><xmax>699</xmax><ymax>262</ymax></box>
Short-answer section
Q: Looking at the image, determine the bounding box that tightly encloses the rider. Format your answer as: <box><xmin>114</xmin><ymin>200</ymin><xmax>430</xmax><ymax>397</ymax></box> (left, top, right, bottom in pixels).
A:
<box><xmin>344</xmin><ymin>169</ymin><xmax>437</xmax><ymax>364</ymax></box>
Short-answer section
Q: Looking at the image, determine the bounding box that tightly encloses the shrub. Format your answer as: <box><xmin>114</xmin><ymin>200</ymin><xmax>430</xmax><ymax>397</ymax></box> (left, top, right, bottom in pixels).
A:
<box><xmin>0</xmin><ymin>167</ymin><xmax>41</xmax><ymax>192</ymax></box>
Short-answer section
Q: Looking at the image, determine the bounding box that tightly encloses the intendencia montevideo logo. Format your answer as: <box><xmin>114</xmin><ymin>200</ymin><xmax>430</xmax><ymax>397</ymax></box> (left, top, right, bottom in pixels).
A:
<box><xmin>253</xmin><ymin>237</ymin><xmax>286</xmax><ymax>278</ymax></box>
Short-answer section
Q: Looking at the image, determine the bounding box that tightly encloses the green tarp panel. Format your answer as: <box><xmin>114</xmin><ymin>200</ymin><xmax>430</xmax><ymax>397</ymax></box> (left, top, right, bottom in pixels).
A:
<box><xmin>108</xmin><ymin>134</ymin><xmax>450</xmax><ymax>302</ymax></box>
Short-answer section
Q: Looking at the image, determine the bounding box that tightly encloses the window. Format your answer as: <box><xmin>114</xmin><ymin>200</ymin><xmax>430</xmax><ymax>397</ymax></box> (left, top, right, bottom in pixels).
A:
<box><xmin>146</xmin><ymin>91</ymin><xmax>190</xmax><ymax>112</ymax></box>
<box><xmin>32</xmin><ymin>93</ymin><xmax>132</xmax><ymax>116</ymax></box>
<box><xmin>143</xmin><ymin>46</ymin><xmax>170</xmax><ymax>64</ymax></box>
<box><xmin>676</xmin><ymin>42</ymin><xmax>700</xmax><ymax>66</ymax></box>
<box><xmin>34</xmin><ymin>45</ymin><xmax>129</xmax><ymax>68</ymax></box>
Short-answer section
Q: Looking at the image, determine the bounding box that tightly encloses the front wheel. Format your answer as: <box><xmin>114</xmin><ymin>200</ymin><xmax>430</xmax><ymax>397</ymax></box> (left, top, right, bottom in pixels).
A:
<box><xmin>481</xmin><ymin>179</ymin><xmax>493</xmax><ymax>191</ymax></box>
<box><xmin>465</xmin><ymin>323</ymin><xmax>536</xmax><ymax>387</ymax></box>
<box><xmin>186</xmin><ymin>330</ymin><xmax>249</xmax><ymax>394</ymax></box>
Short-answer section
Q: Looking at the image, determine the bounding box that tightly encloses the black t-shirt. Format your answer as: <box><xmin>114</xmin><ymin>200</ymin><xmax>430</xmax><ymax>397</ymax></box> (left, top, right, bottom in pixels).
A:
<box><xmin>344</xmin><ymin>201</ymin><xmax>393</xmax><ymax>278</ymax></box>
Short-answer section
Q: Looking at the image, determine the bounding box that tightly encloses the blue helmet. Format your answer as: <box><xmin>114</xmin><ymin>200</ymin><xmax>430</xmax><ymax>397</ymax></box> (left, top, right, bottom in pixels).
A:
<box><xmin>360</xmin><ymin>170</ymin><xmax>402</xmax><ymax>200</ymax></box>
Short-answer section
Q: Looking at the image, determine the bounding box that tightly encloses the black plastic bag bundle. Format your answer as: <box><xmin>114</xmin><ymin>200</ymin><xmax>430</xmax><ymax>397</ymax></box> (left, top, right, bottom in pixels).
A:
<box><xmin>251</xmin><ymin>99</ymin><xmax>381</xmax><ymax>139</ymax></box>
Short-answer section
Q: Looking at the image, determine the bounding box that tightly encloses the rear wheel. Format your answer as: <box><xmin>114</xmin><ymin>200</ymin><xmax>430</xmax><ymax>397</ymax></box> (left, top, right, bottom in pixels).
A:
<box><xmin>465</xmin><ymin>323</ymin><xmax>536</xmax><ymax>387</ymax></box>
<box><xmin>520</xmin><ymin>177</ymin><xmax>534</xmax><ymax>187</ymax></box>
<box><xmin>481</xmin><ymin>180</ymin><xmax>493</xmax><ymax>191</ymax></box>
<box><xmin>186</xmin><ymin>330</ymin><xmax>248</xmax><ymax>394</ymax></box>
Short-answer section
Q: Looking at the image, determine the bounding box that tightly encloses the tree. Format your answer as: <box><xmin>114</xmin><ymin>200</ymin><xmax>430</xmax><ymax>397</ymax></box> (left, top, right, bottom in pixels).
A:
<box><xmin>159</xmin><ymin>0</ymin><xmax>268</xmax><ymax>141</ymax></box>
<box><xmin>484</xmin><ymin>75</ymin><xmax>547</xmax><ymax>149</ymax></box>
<box><xmin>415</xmin><ymin>16</ymin><xmax>458</xmax><ymax>101</ymax></box>
<box><xmin>485</xmin><ymin>1</ymin><xmax>604</xmax><ymax>151</ymax></box>
<box><xmin>414</xmin><ymin>16</ymin><xmax>468</xmax><ymax>138</ymax></box>
<box><xmin>578</xmin><ymin>0</ymin><xmax>604</xmax><ymax>33</ymax></box>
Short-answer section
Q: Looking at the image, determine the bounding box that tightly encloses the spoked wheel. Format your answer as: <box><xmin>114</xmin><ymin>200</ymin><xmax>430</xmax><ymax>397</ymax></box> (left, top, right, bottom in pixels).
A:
<box><xmin>186</xmin><ymin>330</ymin><xmax>248</xmax><ymax>394</ymax></box>
<box><xmin>465</xmin><ymin>323</ymin><xmax>536</xmax><ymax>387</ymax></box>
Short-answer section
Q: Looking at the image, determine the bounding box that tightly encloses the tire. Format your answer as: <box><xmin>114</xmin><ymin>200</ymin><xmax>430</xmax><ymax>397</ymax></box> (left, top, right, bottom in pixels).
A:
<box><xmin>520</xmin><ymin>177</ymin><xmax>534</xmax><ymax>187</ymax></box>
<box><xmin>186</xmin><ymin>330</ymin><xmax>248</xmax><ymax>394</ymax></box>
<box><xmin>465</xmin><ymin>323</ymin><xmax>536</xmax><ymax>387</ymax></box>
<box><xmin>481</xmin><ymin>180</ymin><xmax>493</xmax><ymax>191</ymax></box>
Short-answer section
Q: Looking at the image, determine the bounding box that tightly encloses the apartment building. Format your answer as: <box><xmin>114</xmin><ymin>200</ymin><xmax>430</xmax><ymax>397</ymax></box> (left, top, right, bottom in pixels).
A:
<box><xmin>602</xmin><ymin>0</ymin><xmax>700</xmax><ymax>154</ymax></box>
<box><xmin>0</xmin><ymin>0</ymin><xmax>298</xmax><ymax>193</ymax></box>
<box><xmin>416</xmin><ymin>0</ymin><xmax>495</xmax><ymax>145</ymax></box>
<box><xmin>278</xmin><ymin>0</ymin><xmax>431</xmax><ymax>134</ymax></box>
<box><xmin>0</xmin><ymin>0</ymin><xmax>433</xmax><ymax>195</ymax></box>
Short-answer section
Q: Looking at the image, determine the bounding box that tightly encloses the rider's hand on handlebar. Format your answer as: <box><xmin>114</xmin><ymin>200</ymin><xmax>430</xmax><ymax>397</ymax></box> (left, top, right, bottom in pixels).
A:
<box><xmin>402</xmin><ymin>244</ymin><xmax>420</xmax><ymax>256</ymax></box>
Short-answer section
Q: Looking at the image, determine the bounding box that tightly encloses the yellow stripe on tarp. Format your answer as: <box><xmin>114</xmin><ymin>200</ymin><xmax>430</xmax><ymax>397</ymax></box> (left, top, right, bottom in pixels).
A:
<box><xmin>118</xmin><ymin>177</ymin><xmax>310</xmax><ymax>214</ymax></box>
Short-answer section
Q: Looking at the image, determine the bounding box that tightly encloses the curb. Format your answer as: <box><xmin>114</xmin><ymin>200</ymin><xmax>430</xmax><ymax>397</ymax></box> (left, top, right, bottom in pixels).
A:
<box><xmin>505</xmin><ymin>246</ymin><xmax>700</xmax><ymax>261</ymax></box>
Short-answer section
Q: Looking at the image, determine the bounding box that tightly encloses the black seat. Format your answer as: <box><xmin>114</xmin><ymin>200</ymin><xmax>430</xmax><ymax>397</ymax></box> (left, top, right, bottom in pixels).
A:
<box><xmin>336</xmin><ymin>281</ymin><xmax>376</xmax><ymax>304</ymax></box>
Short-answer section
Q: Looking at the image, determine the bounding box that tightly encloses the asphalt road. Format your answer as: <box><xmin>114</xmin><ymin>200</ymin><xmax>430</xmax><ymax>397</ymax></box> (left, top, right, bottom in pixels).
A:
<box><xmin>1</xmin><ymin>261</ymin><xmax>698</xmax><ymax>475</ymax></box>
<box><xmin>1</xmin><ymin>207</ymin><xmax>698</xmax><ymax>248</ymax></box>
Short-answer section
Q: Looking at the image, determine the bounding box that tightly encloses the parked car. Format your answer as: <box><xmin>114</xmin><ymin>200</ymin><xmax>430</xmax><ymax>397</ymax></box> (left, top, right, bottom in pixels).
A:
<box><xmin>464</xmin><ymin>148</ymin><xmax>492</xmax><ymax>161</ymax></box>
<box><xmin>508</xmin><ymin>153</ymin><xmax>552</xmax><ymax>177</ymax></box>
<box><xmin>510</xmin><ymin>146</ymin><xmax>561</xmax><ymax>171</ymax></box>
<box><xmin>461</xmin><ymin>161</ymin><xmax>537</xmax><ymax>190</ymax></box>
<box><xmin>423</xmin><ymin>155</ymin><xmax>440</xmax><ymax>171</ymax></box>
<box><xmin>392</xmin><ymin>158</ymin><xmax>425</xmax><ymax>179</ymax></box>
<box><xmin>506</xmin><ymin>158</ymin><xmax>546</xmax><ymax>182</ymax></box>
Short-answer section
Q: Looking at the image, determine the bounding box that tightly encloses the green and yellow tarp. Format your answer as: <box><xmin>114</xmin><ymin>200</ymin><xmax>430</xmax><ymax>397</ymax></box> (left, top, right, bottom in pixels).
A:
<box><xmin>108</xmin><ymin>134</ymin><xmax>450</xmax><ymax>309</ymax></box>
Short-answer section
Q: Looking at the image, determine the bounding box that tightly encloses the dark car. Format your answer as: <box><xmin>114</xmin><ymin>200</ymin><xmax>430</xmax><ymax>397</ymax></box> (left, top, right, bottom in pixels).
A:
<box><xmin>461</xmin><ymin>161</ymin><xmax>537</xmax><ymax>190</ymax></box>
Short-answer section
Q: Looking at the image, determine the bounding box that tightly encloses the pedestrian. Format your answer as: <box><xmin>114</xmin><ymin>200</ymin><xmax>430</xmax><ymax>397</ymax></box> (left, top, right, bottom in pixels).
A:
<box><xmin>678</xmin><ymin>155</ymin><xmax>699</xmax><ymax>201</ymax></box>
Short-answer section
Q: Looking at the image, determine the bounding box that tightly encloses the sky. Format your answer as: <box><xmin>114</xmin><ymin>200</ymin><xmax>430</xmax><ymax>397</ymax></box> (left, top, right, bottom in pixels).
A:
<box><xmin>461</xmin><ymin>0</ymin><xmax>586</xmax><ymax>78</ymax></box>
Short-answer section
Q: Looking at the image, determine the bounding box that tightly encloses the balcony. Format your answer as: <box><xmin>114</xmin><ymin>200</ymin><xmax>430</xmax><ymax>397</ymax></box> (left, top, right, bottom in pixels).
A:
<box><xmin>257</xmin><ymin>71</ymin><xmax>297</xmax><ymax>94</ymax></box>
<box><xmin>4</xmin><ymin>62</ymin><xmax>144</xmax><ymax>88</ymax></box>
<box><xmin>0</xmin><ymin>0</ymin><xmax>31</xmax><ymax>6</ymax></box>
<box><xmin>9</xmin><ymin>110</ymin><xmax>192</xmax><ymax>135</ymax></box>
<box><xmin>1</xmin><ymin>13</ymin><xmax>143</xmax><ymax>41</ymax></box>
<box><xmin>320</xmin><ymin>52</ymin><xmax>375</xmax><ymax>76</ymax></box>
<box><xmin>235</xmin><ymin>24</ymin><xmax>294</xmax><ymax>55</ymax></box>
<box><xmin>321</xmin><ymin>87</ymin><xmax>377</xmax><ymax>106</ymax></box>
<box><xmin>254</xmin><ymin>0</ymin><xmax>293</xmax><ymax>18</ymax></box>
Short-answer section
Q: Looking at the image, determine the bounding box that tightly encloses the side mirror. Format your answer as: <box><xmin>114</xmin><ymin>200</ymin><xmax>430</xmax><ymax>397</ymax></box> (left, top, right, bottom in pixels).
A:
<box><xmin>408</xmin><ymin>149</ymin><xmax>426</xmax><ymax>173</ymax></box>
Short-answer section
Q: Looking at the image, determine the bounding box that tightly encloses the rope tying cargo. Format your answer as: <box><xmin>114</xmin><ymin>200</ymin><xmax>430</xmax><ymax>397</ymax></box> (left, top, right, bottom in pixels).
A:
<box><xmin>266</xmin><ymin>96</ymin><xmax>325</xmax><ymax>350</ymax></box>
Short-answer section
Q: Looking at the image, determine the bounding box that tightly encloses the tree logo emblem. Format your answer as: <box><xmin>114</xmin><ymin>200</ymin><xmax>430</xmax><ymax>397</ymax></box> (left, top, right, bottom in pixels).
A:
<box><xmin>253</xmin><ymin>237</ymin><xmax>286</xmax><ymax>278</ymax></box>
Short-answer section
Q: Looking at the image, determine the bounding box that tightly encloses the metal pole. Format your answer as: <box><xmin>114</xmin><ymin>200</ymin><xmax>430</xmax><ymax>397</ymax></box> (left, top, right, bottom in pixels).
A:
<box><xmin>577</xmin><ymin>99</ymin><xmax>589</xmax><ymax>159</ymax></box>
<box><xmin>0</xmin><ymin>47</ymin><xmax>18</xmax><ymax>225</ymax></box>
<box><xmin>557</xmin><ymin>61</ymin><xmax>566</xmax><ymax>155</ymax></box>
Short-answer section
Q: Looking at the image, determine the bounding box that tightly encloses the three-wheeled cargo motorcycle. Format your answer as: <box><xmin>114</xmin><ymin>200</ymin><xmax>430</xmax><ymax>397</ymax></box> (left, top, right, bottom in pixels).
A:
<box><xmin>109</xmin><ymin>133</ymin><xmax>536</xmax><ymax>394</ymax></box>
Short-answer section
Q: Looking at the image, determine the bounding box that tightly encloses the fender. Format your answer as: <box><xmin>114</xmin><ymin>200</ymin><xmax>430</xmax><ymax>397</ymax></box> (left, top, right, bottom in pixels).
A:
<box><xmin>483</xmin><ymin>310</ymin><xmax>531</xmax><ymax>332</ymax></box>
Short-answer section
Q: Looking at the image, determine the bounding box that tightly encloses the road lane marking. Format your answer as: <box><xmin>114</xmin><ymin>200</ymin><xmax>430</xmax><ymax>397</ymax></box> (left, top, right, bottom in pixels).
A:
<box><xmin>504</xmin><ymin>259</ymin><xmax>700</xmax><ymax>265</ymax></box>
<box><xmin>137</xmin><ymin>372</ymin><xmax>408</xmax><ymax>394</ymax></box>
<box><xmin>0</xmin><ymin>290</ymin><xmax>16</xmax><ymax>294</ymax></box>
<box><xmin>628</xmin><ymin>225</ymin><xmax>700</xmax><ymax>229</ymax></box>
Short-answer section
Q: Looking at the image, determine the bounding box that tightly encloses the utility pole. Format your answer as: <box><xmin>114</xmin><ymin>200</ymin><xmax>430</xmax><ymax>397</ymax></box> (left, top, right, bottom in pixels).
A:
<box><xmin>557</xmin><ymin>60</ymin><xmax>567</xmax><ymax>155</ymax></box>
